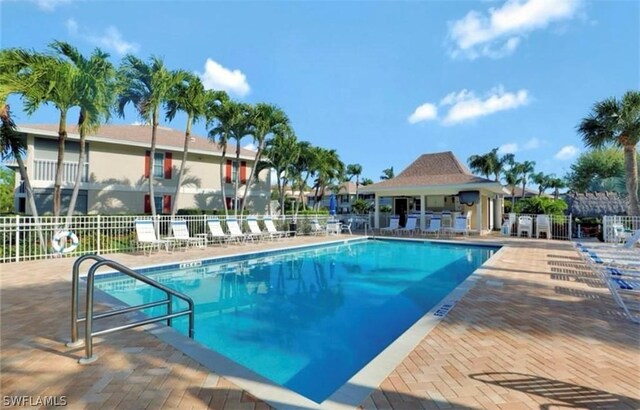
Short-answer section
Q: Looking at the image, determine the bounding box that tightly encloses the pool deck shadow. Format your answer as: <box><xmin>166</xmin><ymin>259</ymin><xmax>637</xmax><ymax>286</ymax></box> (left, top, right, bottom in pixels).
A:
<box><xmin>1</xmin><ymin>235</ymin><xmax>639</xmax><ymax>409</ymax></box>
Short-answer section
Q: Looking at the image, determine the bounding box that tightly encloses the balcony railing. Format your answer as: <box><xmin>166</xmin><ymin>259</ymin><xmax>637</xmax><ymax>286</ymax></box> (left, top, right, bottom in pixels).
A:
<box><xmin>34</xmin><ymin>159</ymin><xmax>89</xmax><ymax>183</ymax></box>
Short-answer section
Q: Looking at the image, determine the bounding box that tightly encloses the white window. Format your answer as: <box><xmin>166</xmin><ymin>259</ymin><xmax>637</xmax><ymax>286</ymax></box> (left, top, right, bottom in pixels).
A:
<box><xmin>231</xmin><ymin>160</ymin><xmax>239</xmax><ymax>183</ymax></box>
<box><xmin>153</xmin><ymin>153</ymin><xmax>164</xmax><ymax>178</ymax></box>
<box><xmin>154</xmin><ymin>195</ymin><xmax>163</xmax><ymax>212</ymax></box>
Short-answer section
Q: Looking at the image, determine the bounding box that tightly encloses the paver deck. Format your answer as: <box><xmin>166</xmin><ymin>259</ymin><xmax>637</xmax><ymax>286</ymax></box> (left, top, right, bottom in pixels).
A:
<box><xmin>1</xmin><ymin>235</ymin><xmax>639</xmax><ymax>409</ymax></box>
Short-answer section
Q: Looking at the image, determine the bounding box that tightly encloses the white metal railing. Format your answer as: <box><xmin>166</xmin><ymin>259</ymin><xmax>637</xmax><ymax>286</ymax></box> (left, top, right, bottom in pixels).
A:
<box><xmin>602</xmin><ymin>215</ymin><xmax>640</xmax><ymax>243</ymax></box>
<box><xmin>33</xmin><ymin>159</ymin><xmax>89</xmax><ymax>183</ymax></box>
<box><xmin>0</xmin><ymin>213</ymin><xmax>360</xmax><ymax>263</ymax></box>
<box><xmin>502</xmin><ymin>213</ymin><xmax>571</xmax><ymax>240</ymax></box>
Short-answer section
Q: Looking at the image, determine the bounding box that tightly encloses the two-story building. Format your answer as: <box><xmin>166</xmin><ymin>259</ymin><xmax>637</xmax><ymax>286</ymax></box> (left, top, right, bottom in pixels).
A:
<box><xmin>8</xmin><ymin>124</ymin><xmax>271</xmax><ymax>215</ymax></box>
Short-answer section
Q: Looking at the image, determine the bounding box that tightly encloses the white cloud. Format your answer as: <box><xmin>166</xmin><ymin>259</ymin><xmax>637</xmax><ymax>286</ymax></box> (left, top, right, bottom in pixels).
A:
<box><xmin>442</xmin><ymin>86</ymin><xmax>529</xmax><ymax>125</ymax></box>
<box><xmin>498</xmin><ymin>143</ymin><xmax>519</xmax><ymax>154</ymax></box>
<box><xmin>408</xmin><ymin>103</ymin><xmax>438</xmax><ymax>124</ymax></box>
<box><xmin>523</xmin><ymin>137</ymin><xmax>541</xmax><ymax>150</ymax></box>
<box><xmin>198</xmin><ymin>58</ymin><xmax>250</xmax><ymax>97</ymax></box>
<box><xmin>448</xmin><ymin>0</ymin><xmax>583</xmax><ymax>59</ymax></box>
<box><xmin>243</xmin><ymin>143</ymin><xmax>257</xmax><ymax>151</ymax></box>
<box><xmin>554</xmin><ymin>145</ymin><xmax>579</xmax><ymax>160</ymax></box>
<box><xmin>65</xmin><ymin>18</ymin><xmax>139</xmax><ymax>55</ymax></box>
<box><xmin>409</xmin><ymin>85</ymin><xmax>529</xmax><ymax>127</ymax></box>
<box><xmin>33</xmin><ymin>0</ymin><xmax>72</xmax><ymax>11</ymax></box>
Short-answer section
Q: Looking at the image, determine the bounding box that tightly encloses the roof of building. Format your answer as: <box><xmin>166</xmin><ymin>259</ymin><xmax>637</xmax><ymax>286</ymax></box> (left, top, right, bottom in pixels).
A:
<box><xmin>19</xmin><ymin>124</ymin><xmax>256</xmax><ymax>157</ymax></box>
<box><xmin>509</xmin><ymin>186</ymin><xmax>552</xmax><ymax>198</ymax></box>
<box><xmin>565</xmin><ymin>192</ymin><xmax>629</xmax><ymax>217</ymax></box>
<box><xmin>306</xmin><ymin>182</ymin><xmax>358</xmax><ymax>197</ymax></box>
<box><xmin>365</xmin><ymin>151</ymin><xmax>495</xmax><ymax>189</ymax></box>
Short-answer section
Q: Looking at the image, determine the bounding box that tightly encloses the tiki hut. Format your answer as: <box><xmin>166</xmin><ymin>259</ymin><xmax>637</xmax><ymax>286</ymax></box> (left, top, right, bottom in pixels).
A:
<box><xmin>565</xmin><ymin>192</ymin><xmax>628</xmax><ymax>217</ymax></box>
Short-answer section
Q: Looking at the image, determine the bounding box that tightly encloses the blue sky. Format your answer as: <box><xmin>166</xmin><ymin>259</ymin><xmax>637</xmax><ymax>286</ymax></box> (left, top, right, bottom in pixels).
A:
<box><xmin>2</xmin><ymin>0</ymin><xmax>639</xmax><ymax>184</ymax></box>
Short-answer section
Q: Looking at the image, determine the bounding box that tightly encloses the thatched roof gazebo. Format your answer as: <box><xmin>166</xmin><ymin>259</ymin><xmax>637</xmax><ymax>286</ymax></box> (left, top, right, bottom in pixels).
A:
<box><xmin>565</xmin><ymin>192</ymin><xmax>628</xmax><ymax>217</ymax></box>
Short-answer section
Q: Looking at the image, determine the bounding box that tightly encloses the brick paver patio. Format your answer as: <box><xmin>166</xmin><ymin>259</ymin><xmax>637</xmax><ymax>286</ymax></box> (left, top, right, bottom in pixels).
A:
<box><xmin>1</xmin><ymin>235</ymin><xmax>638</xmax><ymax>409</ymax></box>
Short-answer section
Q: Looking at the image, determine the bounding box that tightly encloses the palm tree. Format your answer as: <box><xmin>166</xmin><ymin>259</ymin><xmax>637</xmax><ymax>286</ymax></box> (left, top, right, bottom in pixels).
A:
<box><xmin>494</xmin><ymin>151</ymin><xmax>514</xmax><ymax>182</ymax></box>
<box><xmin>468</xmin><ymin>153</ymin><xmax>492</xmax><ymax>179</ymax></box>
<box><xmin>504</xmin><ymin>168</ymin><xmax>522</xmax><ymax>206</ymax></box>
<box><xmin>256</xmin><ymin>129</ymin><xmax>299</xmax><ymax>214</ymax></box>
<box><xmin>50</xmin><ymin>42</ymin><xmax>115</xmax><ymax>221</ymax></box>
<box><xmin>167</xmin><ymin>73</ymin><xmax>228</xmax><ymax>217</ymax></box>
<box><xmin>290</xmin><ymin>140</ymin><xmax>314</xmax><ymax>214</ymax></box>
<box><xmin>346</xmin><ymin>163</ymin><xmax>363</xmax><ymax>196</ymax></box>
<box><xmin>380</xmin><ymin>167</ymin><xmax>394</xmax><ymax>180</ymax></box>
<box><xmin>117</xmin><ymin>55</ymin><xmax>185</xmax><ymax>218</ymax></box>
<box><xmin>361</xmin><ymin>177</ymin><xmax>373</xmax><ymax>186</ymax></box>
<box><xmin>548</xmin><ymin>177</ymin><xmax>566</xmax><ymax>200</ymax></box>
<box><xmin>515</xmin><ymin>160</ymin><xmax>536</xmax><ymax>199</ymax></box>
<box><xmin>311</xmin><ymin>148</ymin><xmax>344</xmax><ymax>211</ymax></box>
<box><xmin>578</xmin><ymin>91</ymin><xmax>640</xmax><ymax>215</ymax></box>
<box><xmin>228</xmin><ymin>103</ymin><xmax>253</xmax><ymax>215</ymax></box>
<box><xmin>531</xmin><ymin>172</ymin><xmax>551</xmax><ymax>196</ymax></box>
<box><xmin>239</xmin><ymin>103</ymin><xmax>289</xmax><ymax>215</ymax></box>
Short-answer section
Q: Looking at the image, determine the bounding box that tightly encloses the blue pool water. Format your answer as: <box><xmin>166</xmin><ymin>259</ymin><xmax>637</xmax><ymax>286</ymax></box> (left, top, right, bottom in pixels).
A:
<box><xmin>95</xmin><ymin>239</ymin><xmax>497</xmax><ymax>403</ymax></box>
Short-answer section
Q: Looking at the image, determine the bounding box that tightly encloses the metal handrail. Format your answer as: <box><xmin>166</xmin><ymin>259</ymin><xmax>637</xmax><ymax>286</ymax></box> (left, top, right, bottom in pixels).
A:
<box><xmin>68</xmin><ymin>255</ymin><xmax>195</xmax><ymax>364</ymax></box>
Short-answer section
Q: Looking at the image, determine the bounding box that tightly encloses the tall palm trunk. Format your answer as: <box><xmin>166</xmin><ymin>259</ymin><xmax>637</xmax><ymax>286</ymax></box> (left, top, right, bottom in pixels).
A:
<box><xmin>16</xmin><ymin>155</ymin><xmax>46</xmax><ymax>252</ymax></box>
<box><xmin>624</xmin><ymin>145</ymin><xmax>639</xmax><ymax>215</ymax></box>
<box><xmin>53</xmin><ymin>110</ymin><xmax>68</xmax><ymax>218</ymax></box>
<box><xmin>234</xmin><ymin>145</ymin><xmax>241</xmax><ymax>216</ymax></box>
<box><xmin>219</xmin><ymin>142</ymin><xmax>228</xmax><ymax>217</ymax></box>
<box><xmin>239</xmin><ymin>144</ymin><xmax>264</xmax><ymax>215</ymax></box>
<box><xmin>171</xmin><ymin>114</ymin><xmax>193</xmax><ymax>218</ymax></box>
<box><xmin>66</xmin><ymin>110</ymin><xmax>87</xmax><ymax>226</ymax></box>
<box><xmin>149</xmin><ymin>109</ymin><xmax>159</xmax><ymax>217</ymax></box>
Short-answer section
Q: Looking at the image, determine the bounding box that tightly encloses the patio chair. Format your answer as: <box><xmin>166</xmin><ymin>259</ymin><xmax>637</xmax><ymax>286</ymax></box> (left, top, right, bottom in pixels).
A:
<box><xmin>246</xmin><ymin>216</ymin><xmax>269</xmax><ymax>241</ymax></box>
<box><xmin>134</xmin><ymin>219</ymin><xmax>174</xmax><ymax>255</ymax></box>
<box><xmin>451</xmin><ymin>216</ymin><xmax>469</xmax><ymax>237</ymax></box>
<box><xmin>593</xmin><ymin>264</ymin><xmax>640</xmax><ymax>324</ymax></box>
<box><xmin>536</xmin><ymin>215</ymin><xmax>552</xmax><ymax>239</ymax></box>
<box><xmin>207</xmin><ymin>218</ymin><xmax>230</xmax><ymax>246</ymax></box>
<box><xmin>397</xmin><ymin>216</ymin><xmax>417</xmax><ymax>235</ymax></box>
<box><xmin>612</xmin><ymin>224</ymin><xmax>632</xmax><ymax>244</ymax></box>
<box><xmin>380</xmin><ymin>216</ymin><xmax>400</xmax><ymax>235</ymax></box>
<box><xmin>226</xmin><ymin>218</ymin><xmax>252</xmax><ymax>243</ymax></box>
<box><xmin>341</xmin><ymin>218</ymin><xmax>353</xmax><ymax>235</ymax></box>
<box><xmin>171</xmin><ymin>220</ymin><xmax>206</xmax><ymax>248</ymax></box>
<box><xmin>421</xmin><ymin>216</ymin><xmax>441</xmax><ymax>237</ymax></box>
<box><xmin>441</xmin><ymin>211</ymin><xmax>452</xmax><ymax>230</ymax></box>
<box><xmin>263</xmin><ymin>217</ymin><xmax>288</xmax><ymax>239</ymax></box>
<box><xmin>326</xmin><ymin>220</ymin><xmax>341</xmax><ymax>235</ymax></box>
<box><xmin>517</xmin><ymin>216</ymin><xmax>533</xmax><ymax>238</ymax></box>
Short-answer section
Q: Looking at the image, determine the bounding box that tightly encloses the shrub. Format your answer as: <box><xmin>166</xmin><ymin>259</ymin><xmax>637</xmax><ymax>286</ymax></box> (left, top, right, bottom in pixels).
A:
<box><xmin>351</xmin><ymin>199</ymin><xmax>372</xmax><ymax>214</ymax></box>
<box><xmin>513</xmin><ymin>197</ymin><xmax>567</xmax><ymax>215</ymax></box>
<box><xmin>380</xmin><ymin>205</ymin><xmax>392</xmax><ymax>213</ymax></box>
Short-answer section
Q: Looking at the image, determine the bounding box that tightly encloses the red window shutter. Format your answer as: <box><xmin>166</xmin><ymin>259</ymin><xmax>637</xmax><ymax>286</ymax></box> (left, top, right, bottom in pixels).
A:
<box><xmin>225</xmin><ymin>160</ymin><xmax>232</xmax><ymax>183</ymax></box>
<box><xmin>164</xmin><ymin>152</ymin><xmax>172</xmax><ymax>179</ymax></box>
<box><xmin>240</xmin><ymin>161</ymin><xmax>247</xmax><ymax>184</ymax></box>
<box><xmin>144</xmin><ymin>150</ymin><xmax>150</xmax><ymax>178</ymax></box>
<box><xmin>144</xmin><ymin>194</ymin><xmax>151</xmax><ymax>213</ymax></box>
<box><xmin>225</xmin><ymin>197</ymin><xmax>232</xmax><ymax>210</ymax></box>
<box><xmin>163</xmin><ymin>195</ymin><xmax>171</xmax><ymax>214</ymax></box>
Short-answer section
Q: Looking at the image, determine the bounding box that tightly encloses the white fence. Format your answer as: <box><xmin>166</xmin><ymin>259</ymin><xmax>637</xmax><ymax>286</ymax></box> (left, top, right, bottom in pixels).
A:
<box><xmin>602</xmin><ymin>215</ymin><xmax>640</xmax><ymax>243</ymax></box>
<box><xmin>0</xmin><ymin>213</ymin><xmax>366</xmax><ymax>263</ymax></box>
<box><xmin>503</xmin><ymin>213</ymin><xmax>572</xmax><ymax>240</ymax></box>
<box><xmin>33</xmin><ymin>159</ymin><xmax>89</xmax><ymax>182</ymax></box>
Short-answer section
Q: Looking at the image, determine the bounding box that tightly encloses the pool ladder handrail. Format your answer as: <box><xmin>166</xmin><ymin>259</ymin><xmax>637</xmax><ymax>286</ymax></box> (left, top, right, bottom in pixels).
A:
<box><xmin>68</xmin><ymin>254</ymin><xmax>195</xmax><ymax>364</ymax></box>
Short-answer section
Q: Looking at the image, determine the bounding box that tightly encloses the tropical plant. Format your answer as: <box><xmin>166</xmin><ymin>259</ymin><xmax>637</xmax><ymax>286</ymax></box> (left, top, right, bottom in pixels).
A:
<box><xmin>117</xmin><ymin>55</ymin><xmax>185</xmax><ymax>218</ymax></box>
<box><xmin>380</xmin><ymin>166</ymin><xmax>394</xmax><ymax>180</ymax></box>
<box><xmin>565</xmin><ymin>148</ymin><xmax>625</xmax><ymax>192</ymax></box>
<box><xmin>360</xmin><ymin>177</ymin><xmax>373</xmax><ymax>186</ymax></box>
<box><xmin>311</xmin><ymin>148</ymin><xmax>344</xmax><ymax>211</ymax></box>
<box><xmin>577</xmin><ymin>91</ymin><xmax>640</xmax><ymax>215</ymax></box>
<box><xmin>289</xmin><ymin>140</ymin><xmax>314</xmax><ymax>216</ymax></box>
<box><xmin>467</xmin><ymin>153</ymin><xmax>492</xmax><ymax>179</ymax></box>
<box><xmin>547</xmin><ymin>177</ymin><xmax>566</xmax><ymax>200</ymax></box>
<box><xmin>513</xmin><ymin>196</ymin><xmax>567</xmax><ymax>215</ymax></box>
<box><xmin>167</xmin><ymin>72</ymin><xmax>228</xmax><ymax>217</ymax></box>
<box><xmin>531</xmin><ymin>172</ymin><xmax>551</xmax><ymax>196</ymax></box>
<box><xmin>256</xmin><ymin>128</ymin><xmax>299</xmax><ymax>214</ymax></box>
<box><xmin>0</xmin><ymin>167</ymin><xmax>14</xmax><ymax>213</ymax></box>
<box><xmin>240</xmin><ymin>103</ymin><xmax>289</xmax><ymax>215</ymax></box>
<box><xmin>227</xmin><ymin>103</ymin><xmax>253</xmax><ymax>215</ymax></box>
<box><xmin>346</xmin><ymin>163</ymin><xmax>363</xmax><ymax>196</ymax></box>
<box><xmin>351</xmin><ymin>198</ymin><xmax>371</xmax><ymax>214</ymax></box>
<box><xmin>514</xmin><ymin>160</ymin><xmax>536</xmax><ymax>198</ymax></box>
<box><xmin>503</xmin><ymin>168</ymin><xmax>522</xmax><ymax>204</ymax></box>
<box><xmin>50</xmin><ymin>41</ymin><xmax>116</xmax><ymax>221</ymax></box>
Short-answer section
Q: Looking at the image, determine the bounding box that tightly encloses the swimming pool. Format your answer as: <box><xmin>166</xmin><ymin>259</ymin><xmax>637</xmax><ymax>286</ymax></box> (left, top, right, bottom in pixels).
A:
<box><xmin>95</xmin><ymin>239</ymin><xmax>498</xmax><ymax>404</ymax></box>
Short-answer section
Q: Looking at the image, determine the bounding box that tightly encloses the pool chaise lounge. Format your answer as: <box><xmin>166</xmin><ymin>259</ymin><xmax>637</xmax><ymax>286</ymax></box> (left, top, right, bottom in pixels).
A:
<box><xmin>134</xmin><ymin>219</ymin><xmax>174</xmax><ymax>255</ymax></box>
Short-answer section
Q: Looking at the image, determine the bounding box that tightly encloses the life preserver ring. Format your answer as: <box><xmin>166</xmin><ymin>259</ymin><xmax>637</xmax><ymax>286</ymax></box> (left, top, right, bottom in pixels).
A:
<box><xmin>52</xmin><ymin>230</ymin><xmax>79</xmax><ymax>254</ymax></box>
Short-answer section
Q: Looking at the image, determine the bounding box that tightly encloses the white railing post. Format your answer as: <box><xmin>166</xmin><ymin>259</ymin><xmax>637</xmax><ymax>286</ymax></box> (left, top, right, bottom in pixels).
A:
<box><xmin>15</xmin><ymin>215</ymin><xmax>20</xmax><ymax>263</ymax></box>
<box><xmin>97</xmin><ymin>215</ymin><xmax>101</xmax><ymax>255</ymax></box>
<box><xmin>568</xmin><ymin>213</ymin><xmax>572</xmax><ymax>241</ymax></box>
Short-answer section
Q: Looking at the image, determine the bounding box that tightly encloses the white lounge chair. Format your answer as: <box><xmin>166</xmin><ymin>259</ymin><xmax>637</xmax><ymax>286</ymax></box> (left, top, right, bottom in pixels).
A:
<box><xmin>397</xmin><ymin>216</ymin><xmax>417</xmax><ymax>235</ymax></box>
<box><xmin>451</xmin><ymin>216</ymin><xmax>469</xmax><ymax>237</ymax></box>
<box><xmin>171</xmin><ymin>220</ymin><xmax>206</xmax><ymax>248</ymax></box>
<box><xmin>134</xmin><ymin>219</ymin><xmax>174</xmax><ymax>255</ymax></box>
<box><xmin>246</xmin><ymin>216</ymin><xmax>269</xmax><ymax>241</ymax></box>
<box><xmin>536</xmin><ymin>215</ymin><xmax>551</xmax><ymax>239</ymax></box>
<box><xmin>310</xmin><ymin>220</ymin><xmax>326</xmax><ymax>235</ymax></box>
<box><xmin>207</xmin><ymin>218</ymin><xmax>230</xmax><ymax>246</ymax></box>
<box><xmin>326</xmin><ymin>220</ymin><xmax>341</xmax><ymax>235</ymax></box>
<box><xmin>263</xmin><ymin>217</ymin><xmax>288</xmax><ymax>239</ymax></box>
<box><xmin>421</xmin><ymin>217</ymin><xmax>441</xmax><ymax>237</ymax></box>
<box><xmin>594</xmin><ymin>264</ymin><xmax>640</xmax><ymax>324</ymax></box>
<box><xmin>341</xmin><ymin>218</ymin><xmax>353</xmax><ymax>235</ymax></box>
<box><xmin>517</xmin><ymin>216</ymin><xmax>533</xmax><ymax>238</ymax></box>
<box><xmin>380</xmin><ymin>216</ymin><xmax>400</xmax><ymax>235</ymax></box>
<box><xmin>226</xmin><ymin>218</ymin><xmax>251</xmax><ymax>243</ymax></box>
